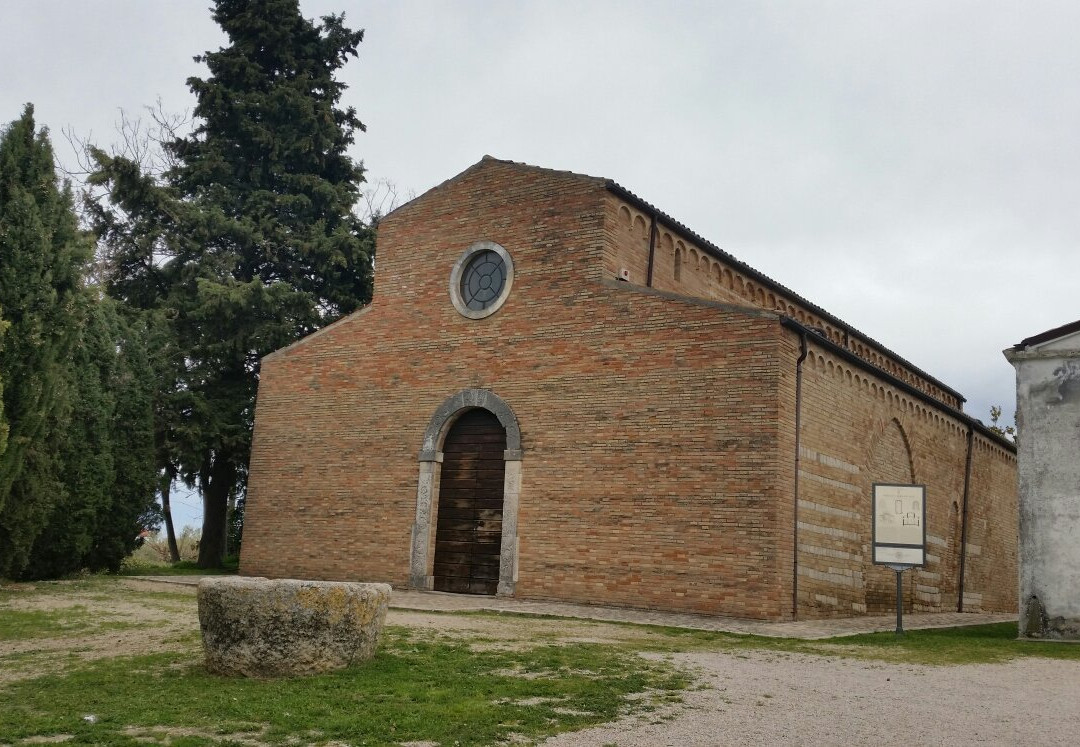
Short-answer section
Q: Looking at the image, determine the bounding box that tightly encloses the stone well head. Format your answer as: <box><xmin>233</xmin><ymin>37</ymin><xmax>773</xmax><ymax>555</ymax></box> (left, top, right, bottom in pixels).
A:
<box><xmin>197</xmin><ymin>577</ymin><xmax>391</xmax><ymax>677</ymax></box>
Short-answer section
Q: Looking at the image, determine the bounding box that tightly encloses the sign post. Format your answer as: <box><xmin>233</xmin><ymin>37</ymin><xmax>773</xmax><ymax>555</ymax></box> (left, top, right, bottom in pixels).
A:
<box><xmin>887</xmin><ymin>564</ymin><xmax>906</xmax><ymax>634</ymax></box>
<box><xmin>872</xmin><ymin>483</ymin><xmax>926</xmax><ymax>636</ymax></box>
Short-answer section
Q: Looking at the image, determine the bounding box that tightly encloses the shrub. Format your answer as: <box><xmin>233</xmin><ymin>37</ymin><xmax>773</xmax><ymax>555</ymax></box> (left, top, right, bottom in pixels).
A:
<box><xmin>129</xmin><ymin>526</ymin><xmax>201</xmax><ymax>565</ymax></box>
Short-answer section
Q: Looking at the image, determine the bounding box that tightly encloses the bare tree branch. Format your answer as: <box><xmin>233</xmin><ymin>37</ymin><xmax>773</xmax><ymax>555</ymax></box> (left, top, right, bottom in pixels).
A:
<box><xmin>358</xmin><ymin>177</ymin><xmax>414</xmax><ymax>226</ymax></box>
<box><xmin>57</xmin><ymin>102</ymin><xmax>192</xmax><ymax>287</ymax></box>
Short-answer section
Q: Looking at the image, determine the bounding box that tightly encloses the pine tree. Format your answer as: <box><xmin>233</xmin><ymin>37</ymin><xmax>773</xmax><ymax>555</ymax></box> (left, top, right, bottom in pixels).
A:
<box><xmin>0</xmin><ymin>105</ymin><xmax>89</xmax><ymax>576</ymax></box>
<box><xmin>91</xmin><ymin>0</ymin><xmax>375</xmax><ymax>567</ymax></box>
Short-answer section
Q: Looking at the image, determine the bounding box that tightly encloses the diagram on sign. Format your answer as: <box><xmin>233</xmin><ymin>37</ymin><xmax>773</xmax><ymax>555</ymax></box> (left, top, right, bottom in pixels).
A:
<box><xmin>876</xmin><ymin>490</ymin><xmax>921</xmax><ymax>537</ymax></box>
<box><xmin>903</xmin><ymin>501</ymin><xmax>920</xmax><ymax>526</ymax></box>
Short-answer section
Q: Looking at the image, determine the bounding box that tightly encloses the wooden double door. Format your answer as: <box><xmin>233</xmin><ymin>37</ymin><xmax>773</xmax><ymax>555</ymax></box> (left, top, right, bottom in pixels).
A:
<box><xmin>433</xmin><ymin>409</ymin><xmax>506</xmax><ymax>595</ymax></box>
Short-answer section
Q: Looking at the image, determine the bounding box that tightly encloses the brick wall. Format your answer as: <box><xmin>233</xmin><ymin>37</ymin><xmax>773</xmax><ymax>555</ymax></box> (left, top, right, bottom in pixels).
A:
<box><xmin>790</xmin><ymin>335</ymin><xmax>1017</xmax><ymax>618</ymax></box>
<box><xmin>962</xmin><ymin>436</ymin><xmax>1019</xmax><ymax>613</ymax></box>
<box><xmin>243</xmin><ymin>159</ymin><xmax>794</xmax><ymax>620</ymax></box>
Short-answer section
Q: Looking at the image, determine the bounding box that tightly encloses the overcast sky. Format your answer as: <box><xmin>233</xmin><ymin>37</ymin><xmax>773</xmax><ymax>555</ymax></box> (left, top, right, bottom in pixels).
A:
<box><xmin>4</xmin><ymin>1</ymin><xmax>1077</xmax><ymax>529</ymax></box>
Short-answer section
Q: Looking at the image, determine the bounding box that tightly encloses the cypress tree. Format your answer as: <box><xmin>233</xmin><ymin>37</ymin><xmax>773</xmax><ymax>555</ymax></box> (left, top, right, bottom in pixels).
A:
<box><xmin>82</xmin><ymin>305</ymin><xmax>157</xmax><ymax>572</ymax></box>
<box><xmin>0</xmin><ymin>308</ymin><xmax>7</xmax><ymax>460</ymax></box>
<box><xmin>22</xmin><ymin>299</ymin><xmax>158</xmax><ymax>578</ymax></box>
<box><xmin>0</xmin><ymin>105</ymin><xmax>89</xmax><ymax>577</ymax></box>
<box><xmin>92</xmin><ymin>0</ymin><xmax>374</xmax><ymax>567</ymax></box>
<box><xmin>22</xmin><ymin>297</ymin><xmax>114</xmax><ymax>578</ymax></box>
<box><xmin>0</xmin><ymin>106</ymin><xmax>157</xmax><ymax>579</ymax></box>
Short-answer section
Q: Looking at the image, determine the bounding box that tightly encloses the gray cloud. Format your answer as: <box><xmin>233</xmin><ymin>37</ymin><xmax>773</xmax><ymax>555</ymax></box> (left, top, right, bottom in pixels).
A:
<box><xmin>5</xmin><ymin>0</ymin><xmax>1078</xmax><ymax>429</ymax></box>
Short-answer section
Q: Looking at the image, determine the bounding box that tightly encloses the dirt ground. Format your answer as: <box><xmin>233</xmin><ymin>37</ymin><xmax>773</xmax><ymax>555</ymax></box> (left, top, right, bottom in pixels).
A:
<box><xmin>0</xmin><ymin>581</ymin><xmax>200</xmax><ymax>684</ymax></box>
<box><xmin>0</xmin><ymin>580</ymin><xmax>668</xmax><ymax>686</ymax></box>
<box><xmin>542</xmin><ymin>651</ymin><xmax>1080</xmax><ymax>746</ymax></box>
<box><xmin>4</xmin><ymin>580</ymin><xmax>1080</xmax><ymax>745</ymax></box>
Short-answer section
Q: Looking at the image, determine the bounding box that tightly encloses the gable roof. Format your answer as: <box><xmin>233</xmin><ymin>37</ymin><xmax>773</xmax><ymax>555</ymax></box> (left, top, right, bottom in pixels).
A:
<box><xmin>1012</xmin><ymin>319</ymin><xmax>1080</xmax><ymax>350</ymax></box>
<box><xmin>382</xmin><ymin>155</ymin><xmax>603</xmax><ymax>223</ymax></box>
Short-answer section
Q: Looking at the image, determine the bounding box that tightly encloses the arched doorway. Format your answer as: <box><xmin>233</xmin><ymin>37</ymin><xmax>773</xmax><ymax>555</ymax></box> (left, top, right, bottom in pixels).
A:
<box><xmin>410</xmin><ymin>389</ymin><xmax>523</xmax><ymax>597</ymax></box>
<box><xmin>432</xmin><ymin>410</ymin><xmax>507</xmax><ymax>594</ymax></box>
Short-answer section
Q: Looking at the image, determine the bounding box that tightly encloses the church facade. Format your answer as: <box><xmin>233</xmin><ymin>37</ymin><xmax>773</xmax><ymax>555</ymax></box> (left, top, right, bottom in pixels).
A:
<box><xmin>239</xmin><ymin>157</ymin><xmax>1017</xmax><ymax>621</ymax></box>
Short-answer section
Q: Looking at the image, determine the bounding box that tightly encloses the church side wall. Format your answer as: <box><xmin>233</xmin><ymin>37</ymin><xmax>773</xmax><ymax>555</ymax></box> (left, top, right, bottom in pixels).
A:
<box><xmin>242</xmin><ymin>160</ymin><xmax>795</xmax><ymax>620</ymax></box>
<box><xmin>602</xmin><ymin>195</ymin><xmax>962</xmax><ymax>409</ymax></box>
<box><xmin>789</xmin><ymin>330</ymin><xmax>1017</xmax><ymax>619</ymax></box>
<box><xmin>962</xmin><ymin>436</ymin><xmax>1019</xmax><ymax>614</ymax></box>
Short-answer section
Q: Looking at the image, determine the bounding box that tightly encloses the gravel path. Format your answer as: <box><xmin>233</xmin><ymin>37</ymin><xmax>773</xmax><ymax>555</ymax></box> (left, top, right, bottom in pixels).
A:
<box><xmin>543</xmin><ymin>649</ymin><xmax>1080</xmax><ymax>746</ymax></box>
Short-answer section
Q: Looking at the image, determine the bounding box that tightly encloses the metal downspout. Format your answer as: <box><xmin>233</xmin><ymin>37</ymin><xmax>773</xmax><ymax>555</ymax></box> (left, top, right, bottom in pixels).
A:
<box><xmin>793</xmin><ymin>332</ymin><xmax>808</xmax><ymax>620</ymax></box>
<box><xmin>645</xmin><ymin>213</ymin><xmax>658</xmax><ymax>287</ymax></box>
<box><xmin>958</xmin><ymin>424</ymin><xmax>975</xmax><ymax>611</ymax></box>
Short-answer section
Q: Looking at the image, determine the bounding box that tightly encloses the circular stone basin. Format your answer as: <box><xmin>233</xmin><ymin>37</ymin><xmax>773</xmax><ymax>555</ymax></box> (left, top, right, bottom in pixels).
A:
<box><xmin>197</xmin><ymin>577</ymin><xmax>391</xmax><ymax>677</ymax></box>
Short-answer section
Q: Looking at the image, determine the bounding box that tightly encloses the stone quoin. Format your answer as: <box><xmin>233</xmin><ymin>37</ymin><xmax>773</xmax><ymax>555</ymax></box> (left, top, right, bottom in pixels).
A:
<box><xmin>240</xmin><ymin>157</ymin><xmax>1017</xmax><ymax>621</ymax></box>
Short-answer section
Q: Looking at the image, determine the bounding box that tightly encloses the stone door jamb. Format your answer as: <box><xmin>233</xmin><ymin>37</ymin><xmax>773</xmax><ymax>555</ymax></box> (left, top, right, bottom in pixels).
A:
<box><xmin>410</xmin><ymin>389</ymin><xmax>522</xmax><ymax>597</ymax></box>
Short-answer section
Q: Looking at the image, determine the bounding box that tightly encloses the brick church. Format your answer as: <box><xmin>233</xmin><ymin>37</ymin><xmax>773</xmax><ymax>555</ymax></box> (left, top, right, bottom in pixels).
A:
<box><xmin>240</xmin><ymin>157</ymin><xmax>1018</xmax><ymax>621</ymax></box>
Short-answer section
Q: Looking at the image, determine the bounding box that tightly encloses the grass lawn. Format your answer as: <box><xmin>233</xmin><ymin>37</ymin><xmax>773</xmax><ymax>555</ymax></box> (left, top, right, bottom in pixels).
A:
<box><xmin>1</xmin><ymin>577</ymin><xmax>1077</xmax><ymax>745</ymax></box>
<box><xmin>0</xmin><ymin>578</ymin><xmax>685</xmax><ymax>746</ymax></box>
<box><xmin>621</xmin><ymin>614</ymin><xmax>1080</xmax><ymax>666</ymax></box>
<box><xmin>1</xmin><ymin>635</ymin><xmax>684</xmax><ymax>745</ymax></box>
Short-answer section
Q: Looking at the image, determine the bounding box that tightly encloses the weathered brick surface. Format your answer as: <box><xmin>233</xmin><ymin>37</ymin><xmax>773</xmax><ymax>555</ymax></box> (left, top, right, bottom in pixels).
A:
<box><xmin>791</xmin><ymin>342</ymin><xmax>1017</xmax><ymax>618</ymax></box>
<box><xmin>241</xmin><ymin>157</ymin><xmax>1017</xmax><ymax>621</ymax></box>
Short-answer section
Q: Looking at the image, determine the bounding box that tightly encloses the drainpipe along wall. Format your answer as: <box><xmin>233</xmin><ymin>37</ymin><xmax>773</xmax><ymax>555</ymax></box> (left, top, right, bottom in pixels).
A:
<box><xmin>645</xmin><ymin>213</ymin><xmax>657</xmax><ymax>287</ymax></box>
<box><xmin>793</xmin><ymin>332</ymin><xmax>808</xmax><ymax>620</ymax></box>
<box><xmin>957</xmin><ymin>424</ymin><xmax>974</xmax><ymax>611</ymax></box>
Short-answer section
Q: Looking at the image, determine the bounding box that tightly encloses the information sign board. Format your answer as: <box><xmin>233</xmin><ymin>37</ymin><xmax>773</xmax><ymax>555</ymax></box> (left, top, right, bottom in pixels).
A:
<box><xmin>872</xmin><ymin>483</ymin><xmax>926</xmax><ymax>566</ymax></box>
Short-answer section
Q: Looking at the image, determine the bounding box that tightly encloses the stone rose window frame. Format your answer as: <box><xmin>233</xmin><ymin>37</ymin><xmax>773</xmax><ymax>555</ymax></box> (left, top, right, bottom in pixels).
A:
<box><xmin>449</xmin><ymin>240</ymin><xmax>515</xmax><ymax>319</ymax></box>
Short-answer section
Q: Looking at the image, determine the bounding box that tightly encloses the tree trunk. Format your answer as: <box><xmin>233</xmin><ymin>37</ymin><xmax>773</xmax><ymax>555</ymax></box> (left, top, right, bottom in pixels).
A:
<box><xmin>197</xmin><ymin>454</ymin><xmax>234</xmax><ymax>569</ymax></box>
<box><xmin>226</xmin><ymin>491</ymin><xmax>237</xmax><ymax>558</ymax></box>
<box><xmin>159</xmin><ymin>468</ymin><xmax>180</xmax><ymax>563</ymax></box>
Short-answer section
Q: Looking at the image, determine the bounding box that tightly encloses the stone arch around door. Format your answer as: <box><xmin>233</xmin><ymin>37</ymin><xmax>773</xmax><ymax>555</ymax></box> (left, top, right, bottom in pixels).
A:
<box><xmin>410</xmin><ymin>389</ymin><xmax>522</xmax><ymax>596</ymax></box>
